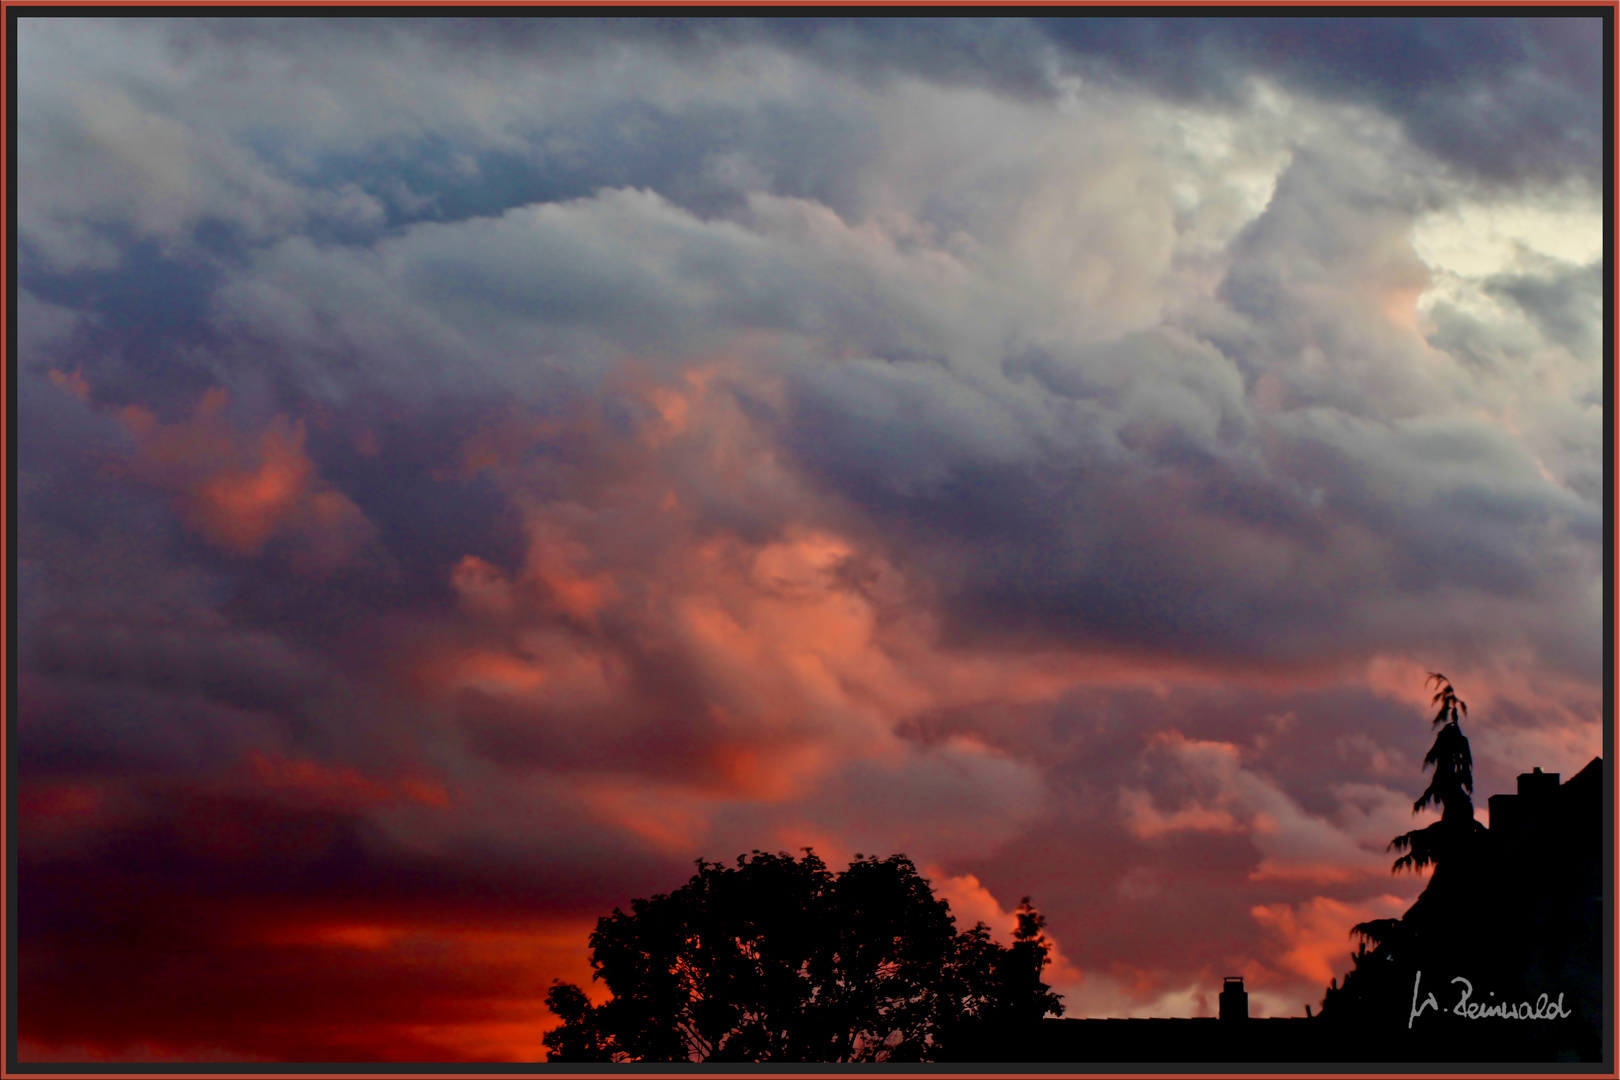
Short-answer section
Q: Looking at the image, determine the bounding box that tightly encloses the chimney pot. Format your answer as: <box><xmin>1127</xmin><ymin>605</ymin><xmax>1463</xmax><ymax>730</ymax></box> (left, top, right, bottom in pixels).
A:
<box><xmin>1219</xmin><ymin>976</ymin><xmax>1249</xmax><ymax>1021</ymax></box>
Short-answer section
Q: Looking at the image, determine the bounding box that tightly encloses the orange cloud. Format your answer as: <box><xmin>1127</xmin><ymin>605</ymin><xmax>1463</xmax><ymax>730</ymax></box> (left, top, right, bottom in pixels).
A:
<box><xmin>577</xmin><ymin>779</ymin><xmax>715</xmax><ymax>854</ymax></box>
<box><xmin>927</xmin><ymin>868</ymin><xmax>1083</xmax><ymax>991</ymax></box>
<box><xmin>120</xmin><ymin>388</ymin><xmax>372</xmax><ymax>567</ymax></box>
<box><xmin>420</xmin><ymin>365</ymin><xmax>1105</xmax><ymax>815</ymax></box>
<box><xmin>710</xmin><ymin>739</ymin><xmax>836</xmax><ymax>802</ymax></box>
<box><xmin>1120</xmin><ymin>789</ymin><xmax>1244</xmax><ymax>838</ymax></box>
<box><xmin>444</xmin><ymin>650</ymin><xmax>549</xmax><ymax>695</ymax></box>
<box><xmin>521</xmin><ymin>518</ymin><xmax>618</xmax><ymax>623</ymax></box>
<box><xmin>422</xmin><ymin>628</ymin><xmax>616</xmax><ymax>711</ymax></box>
<box><xmin>247</xmin><ymin>752</ymin><xmax>451</xmax><ymax>811</ymax></box>
<box><xmin>1250</xmin><ymin>894</ymin><xmax>1409</xmax><ymax>987</ymax></box>
<box><xmin>414</xmin><ymin>360</ymin><xmax>1468</xmax><ymax>920</ymax></box>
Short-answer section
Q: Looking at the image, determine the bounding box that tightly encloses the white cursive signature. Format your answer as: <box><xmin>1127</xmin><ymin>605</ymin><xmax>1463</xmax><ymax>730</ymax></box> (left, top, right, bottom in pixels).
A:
<box><xmin>1408</xmin><ymin>971</ymin><xmax>1572</xmax><ymax>1028</ymax></box>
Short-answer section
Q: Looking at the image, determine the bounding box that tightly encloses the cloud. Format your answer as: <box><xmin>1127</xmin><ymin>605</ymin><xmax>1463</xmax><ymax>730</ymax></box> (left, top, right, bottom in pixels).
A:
<box><xmin>19</xmin><ymin>290</ymin><xmax>87</xmax><ymax>362</ymax></box>
<box><xmin>245</xmin><ymin>752</ymin><xmax>451</xmax><ymax>812</ymax></box>
<box><xmin>1251</xmin><ymin>893</ymin><xmax>1409</xmax><ymax>987</ymax></box>
<box><xmin>1121</xmin><ymin>732</ymin><xmax>1411</xmax><ymax>885</ymax></box>
<box><xmin>117</xmin><ymin>387</ymin><xmax>374</xmax><ymax>568</ymax></box>
<box><xmin>1034</xmin><ymin>17</ymin><xmax>1602</xmax><ymax>189</ymax></box>
<box><xmin>194</xmin><ymin>122</ymin><xmax>1596</xmax><ymax>680</ymax></box>
<box><xmin>156</xmin><ymin>17</ymin><xmax>1601</xmax><ymax>192</ymax></box>
<box><xmin>19</xmin><ymin>42</ymin><xmax>383</xmax><ymax>271</ymax></box>
<box><xmin>927</xmin><ymin>868</ymin><xmax>1084</xmax><ymax>989</ymax></box>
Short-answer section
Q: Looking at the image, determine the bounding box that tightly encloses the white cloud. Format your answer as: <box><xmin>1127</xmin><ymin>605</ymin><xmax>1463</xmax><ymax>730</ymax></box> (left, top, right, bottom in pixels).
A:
<box><xmin>1412</xmin><ymin>191</ymin><xmax>1603</xmax><ymax>279</ymax></box>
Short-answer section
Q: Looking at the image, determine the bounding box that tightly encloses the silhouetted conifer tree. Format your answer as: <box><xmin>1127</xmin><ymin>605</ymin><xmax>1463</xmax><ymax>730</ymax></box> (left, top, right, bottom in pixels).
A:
<box><xmin>1383</xmin><ymin>673</ymin><xmax>1486</xmax><ymax>874</ymax></box>
<box><xmin>1319</xmin><ymin>679</ymin><xmax>1604</xmax><ymax>1062</ymax></box>
<box><xmin>1327</xmin><ymin>675</ymin><xmax>1486</xmax><ymax>1025</ymax></box>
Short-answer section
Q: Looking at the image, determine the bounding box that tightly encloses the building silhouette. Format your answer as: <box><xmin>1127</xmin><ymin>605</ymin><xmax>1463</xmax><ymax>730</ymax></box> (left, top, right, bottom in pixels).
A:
<box><xmin>1314</xmin><ymin>755</ymin><xmax>1603</xmax><ymax>1063</ymax></box>
<box><xmin>966</xmin><ymin>757</ymin><xmax>1604</xmax><ymax>1064</ymax></box>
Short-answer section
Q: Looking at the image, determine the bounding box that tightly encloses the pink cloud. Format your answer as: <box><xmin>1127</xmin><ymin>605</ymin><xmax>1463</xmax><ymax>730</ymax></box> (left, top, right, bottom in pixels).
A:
<box><xmin>119</xmin><ymin>387</ymin><xmax>373</xmax><ymax>568</ymax></box>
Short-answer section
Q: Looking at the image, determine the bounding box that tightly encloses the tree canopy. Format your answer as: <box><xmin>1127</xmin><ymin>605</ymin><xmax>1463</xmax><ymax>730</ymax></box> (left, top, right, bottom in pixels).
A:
<box><xmin>543</xmin><ymin>850</ymin><xmax>1064</xmax><ymax>1062</ymax></box>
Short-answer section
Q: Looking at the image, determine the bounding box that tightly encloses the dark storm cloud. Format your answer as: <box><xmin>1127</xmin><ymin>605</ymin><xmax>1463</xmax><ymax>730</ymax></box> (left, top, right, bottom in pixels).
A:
<box><xmin>288</xmin><ymin>99</ymin><xmax>879</xmax><ymax>229</ymax></box>
<box><xmin>124</xmin><ymin>15</ymin><xmax>1599</xmax><ymax>259</ymax></box>
<box><xmin>24</xmin><ymin>237</ymin><xmax>220</xmax><ymax>340</ymax></box>
<box><xmin>60</xmin><ymin>16</ymin><xmax>891</xmax><ymax>240</ymax></box>
<box><xmin>23</xmin><ymin>7</ymin><xmax>1596</xmax><ymax>754</ymax></box>
<box><xmin>780</xmin><ymin>231</ymin><xmax>1593</xmax><ymax>673</ymax></box>
<box><xmin>683</xmin><ymin>17</ymin><xmax>1057</xmax><ymax>99</ymax></box>
<box><xmin>222</xmin><ymin>14</ymin><xmax>1598</xmax><ymax>191</ymax></box>
<box><xmin>1036</xmin><ymin>17</ymin><xmax>1603</xmax><ymax>188</ymax></box>
<box><xmin>16</xmin><ymin>372</ymin><xmax>231</xmax><ymax>645</ymax></box>
<box><xmin>166</xmin><ymin>16</ymin><xmax>1058</xmax><ymax>99</ymax></box>
<box><xmin>17</xmin><ymin>369</ymin><xmax>399</xmax><ymax>768</ymax></box>
<box><xmin>452</xmin><ymin>16</ymin><xmax>1604</xmax><ymax>188</ymax></box>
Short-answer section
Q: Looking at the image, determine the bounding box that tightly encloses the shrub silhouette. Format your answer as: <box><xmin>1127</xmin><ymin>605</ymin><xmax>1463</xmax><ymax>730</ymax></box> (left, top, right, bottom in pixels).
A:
<box><xmin>543</xmin><ymin>849</ymin><xmax>1063</xmax><ymax>1062</ymax></box>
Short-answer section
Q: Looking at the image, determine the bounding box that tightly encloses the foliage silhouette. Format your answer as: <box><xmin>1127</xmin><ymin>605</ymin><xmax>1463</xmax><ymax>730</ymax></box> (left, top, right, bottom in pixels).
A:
<box><xmin>1320</xmin><ymin>676</ymin><xmax>1602</xmax><ymax>1061</ymax></box>
<box><xmin>1381</xmin><ymin>672</ymin><xmax>1486</xmax><ymax>876</ymax></box>
<box><xmin>542</xmin><ymin>850</ymin><xmax>1063</xmax><ymax>1062</ymax></box>
<box><xmin>1337</xmin><ymin>674</ymin><xmax>1486</xmax><ymax>1021</ymax></box>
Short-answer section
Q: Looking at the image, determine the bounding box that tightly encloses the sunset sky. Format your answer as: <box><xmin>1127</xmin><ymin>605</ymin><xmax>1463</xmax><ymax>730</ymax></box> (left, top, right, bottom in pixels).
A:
<box><xmin>14</xmin><ymin>16</ymin><xmax>1605</xmax><ymax>1062</ymax></box>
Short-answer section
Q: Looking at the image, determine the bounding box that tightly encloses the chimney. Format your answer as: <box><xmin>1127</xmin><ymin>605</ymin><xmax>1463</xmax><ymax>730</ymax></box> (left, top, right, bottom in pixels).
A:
<box><xmin>1518</xmin><ymin>766</ymin><xmax>1559</xmax><ymax>799</ymax></box>
<box><xmin>1488</xmin><ymin>791</ymin><xmax>1518</xmax><ymax>834</ymax></box>
<box><xmin>1491</xmin><ymin>768</ymin><xmax>1561</xmax><ymax>835</ymax></box>
<box><xmin>1219</xmin><ymin>976</ymin><xmax>1248</xmax><ymax>1021</ymax></box>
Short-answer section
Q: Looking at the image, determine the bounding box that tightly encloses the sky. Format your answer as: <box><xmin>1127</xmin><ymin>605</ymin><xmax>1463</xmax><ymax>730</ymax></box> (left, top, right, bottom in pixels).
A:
<box><xmin>13</xmin><ymin>15</ymin><xmax>1606</xmax><ymax>1062</ymax></box>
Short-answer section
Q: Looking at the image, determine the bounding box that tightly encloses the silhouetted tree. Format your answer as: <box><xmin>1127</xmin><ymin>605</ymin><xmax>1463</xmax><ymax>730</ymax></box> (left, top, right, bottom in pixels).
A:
<box><xmin>542</xmin><ymin>850</ymin><xmax>1064</xmax><ymax>1062</ymax></box>
<box><xmin>1382</xmin><ymin>672</ymin><xmax>1486</xmax><ymax>875</ymax></box>
<box><xmin>1328</xmin><ymin>675</ymin><xmax>1487</xmax><ymax>1023</ymax></box>
<box><xmin>1329</xmin><ymin>675</ymin><xmax>1484</xmax><ymax>1023</ymax></box>
<box><xmin>1319</xmin><ymin>680</ymin><xmax>1604</xmax><ymax>1061</ymax></box>
<box><xmin>541</xmin><ymin>982</ymin><xmax>606</xmax><ymax>1062</ymax></box>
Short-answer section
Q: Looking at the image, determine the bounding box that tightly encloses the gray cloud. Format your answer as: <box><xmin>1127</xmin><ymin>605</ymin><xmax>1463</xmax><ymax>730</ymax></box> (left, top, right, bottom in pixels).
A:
<box><xmin>1035</xmin><ymin>17</ymin><xmax>1602</xmax><ymax>189</ymax></box>
<box><xmin>170</xmin><ymin>16</ymin><xmax>1602</xmax><ymax>193</ymax></box>
<box><xmin>174</xmin><ymin>86</ymin><xmax>1597</xmax><ymax>682</ymax></box>
<box><xmin>1485</xmin><ymin>257</ymin><xmax>1602</xmax><ymax>360</ymax></box>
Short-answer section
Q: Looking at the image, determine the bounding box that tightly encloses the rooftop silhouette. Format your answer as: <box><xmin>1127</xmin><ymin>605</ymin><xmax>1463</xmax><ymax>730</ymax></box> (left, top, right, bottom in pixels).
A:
<box><xmin>965</xmin><ymin>677</ymin><xmax>1603</xmax><ymax>1064</ymax></box>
